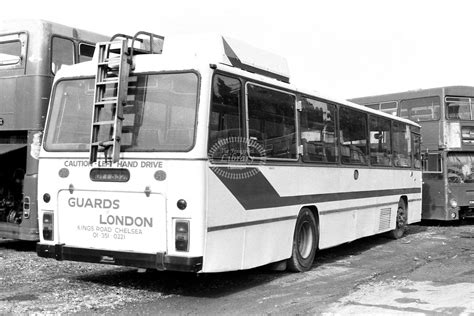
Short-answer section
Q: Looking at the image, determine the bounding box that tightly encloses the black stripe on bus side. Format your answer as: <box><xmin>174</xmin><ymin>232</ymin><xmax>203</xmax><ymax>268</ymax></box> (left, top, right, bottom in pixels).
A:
<box><xmin>211</xmin><ymin>167</ymin><xmax>421</xmax><ymax>210</ymax></box>
<box><xmin>207</xmin><ymin>198</ymin><xmax>423</xmax><ymax>233</ymax></box>
<box><xmin>207</xmin><ymin>215</ymin><xmax>297</xmax><ymax>232</ymax></box>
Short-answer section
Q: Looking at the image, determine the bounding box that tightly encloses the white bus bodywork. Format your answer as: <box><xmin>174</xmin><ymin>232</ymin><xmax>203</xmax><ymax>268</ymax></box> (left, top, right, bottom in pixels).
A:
<box><xmin>37</xmin><ymin>35</ymin><xmax>422</xmax><ymax>272</ymax></box>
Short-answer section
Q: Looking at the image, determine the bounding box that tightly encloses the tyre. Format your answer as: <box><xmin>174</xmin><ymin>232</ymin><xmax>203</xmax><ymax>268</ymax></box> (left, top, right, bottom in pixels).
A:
<box><xmin>287</xmin><ymin>208</ymin><xmax>318</xmax><ymax>272</ymax></box>
<box><xmin>389</xmin><ymin>200</ymin><xmax>407</xmax><ymax>239</ymax></box>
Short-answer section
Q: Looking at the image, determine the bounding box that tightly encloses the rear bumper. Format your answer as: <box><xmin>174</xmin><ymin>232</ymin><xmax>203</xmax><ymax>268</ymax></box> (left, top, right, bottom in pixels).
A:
<box><xmin>37</xmin><ymin>243</ymin><xmax>203</xmax><ymax>273</ymax></box>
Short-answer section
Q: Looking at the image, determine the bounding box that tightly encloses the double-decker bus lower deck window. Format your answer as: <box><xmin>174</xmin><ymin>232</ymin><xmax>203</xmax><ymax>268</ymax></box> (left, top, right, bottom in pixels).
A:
<box><xmin>422</xmin><ymin>153</ymin><xmax>442</xmax><ymax>173</ymax></box>
<box><xmin>300</xmin><ymin>98</ymin><xmax>337</xmax><ymax>163</ymax></box>
<box><xmin>247</xmin><ymin>84</ymin><xmax>296</xmax><ymax>160</ymax></box>
<box><xmin>45</xmin><ymin>73</ymin><xmax>199</xmax><ymax>152</ymax></box>
<box><xmin>208</xmin><ymin>75</ymin><xmax>243</xmax><ymax>159</ymax></box>
<box><xmin>369</xmin><ymin>115</ymin><xmax>392</xmax><ymax>166</ymax></box>
<box><xmin>447</xmin><ymin>152</ymin><xmax>474</xmax><ymax>183</ymax></box>
<box><xmin>339</xmin><ymin>106</ymin><xmax>368</xmax><ymax>165</ymax></box>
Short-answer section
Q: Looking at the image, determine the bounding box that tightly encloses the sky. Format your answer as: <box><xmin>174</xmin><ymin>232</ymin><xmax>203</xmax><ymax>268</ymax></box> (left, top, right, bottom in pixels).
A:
<box><xmin>2</xmin><ymin>0</ymin><xmax>474</xmax><ymax>99</ymax></box>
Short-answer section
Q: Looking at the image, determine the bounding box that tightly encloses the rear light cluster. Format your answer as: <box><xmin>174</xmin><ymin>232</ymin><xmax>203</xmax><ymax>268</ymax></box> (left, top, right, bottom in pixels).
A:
<box><xmin>42</xmin><ymin>213</ymin><xmax>54</xmax><ymax>241</ymax></box>
<box><xmin>175</xmin><ymin>220</ymin><xmax>189</xmax><ymax>252</ymax></box>
<box><xmin>23</xmin><ymin>196</ymin><xmax>30</xmax><ymax>219</ymax></box>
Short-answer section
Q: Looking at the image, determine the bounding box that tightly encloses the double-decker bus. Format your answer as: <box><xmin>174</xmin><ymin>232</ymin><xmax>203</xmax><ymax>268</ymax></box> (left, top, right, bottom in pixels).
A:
<box><xmin>350</xmin><ymin>86</ymin><xmax>474</xmax><ymax>221</ymax></box>
<box><xmin>0</xmin><ymin>19</ymin><xmax>107</xmax><ymax>240</ymax></box>
<box><xmin>36</xmin><ymin>34</ymin><xmax>422</xmax><ymax>272</ymax></box>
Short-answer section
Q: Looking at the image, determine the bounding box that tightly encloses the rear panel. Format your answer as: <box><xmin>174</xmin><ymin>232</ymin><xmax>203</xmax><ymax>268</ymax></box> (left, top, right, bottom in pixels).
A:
<box><xmin>57</xmin><ymin>190</ymin><xmax>167</xmax><ymax>253</ymax></box>
<box><xmin>38</xmin><ymin>158</ymin><xmax>206</xmax><ymax>270</ymax></box>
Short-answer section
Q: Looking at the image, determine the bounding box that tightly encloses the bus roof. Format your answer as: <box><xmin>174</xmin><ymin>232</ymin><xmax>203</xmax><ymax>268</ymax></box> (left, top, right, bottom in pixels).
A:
<box><xmin>350</xmin><ymin>85</ymin><xmax>474</xmax><ymax>104</ymax></box>
<box><xmin>0</xmin><ymin>19</ymin><xmax>108</xmax><ymax>43</ymax></box>
<box><xmin>55</xmin><ymin>33</ymin><xmax>419</xmax><ymax>128</ymax></box>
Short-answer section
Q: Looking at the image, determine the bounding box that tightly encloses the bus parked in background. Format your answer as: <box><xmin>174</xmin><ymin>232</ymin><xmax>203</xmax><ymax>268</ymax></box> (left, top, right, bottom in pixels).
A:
<box><xmin>351</xmin><ymin>86</ymin><xmax>474</xmax><ymax>221</ymax></box>
<box><xmin>36</xmin><ymin>33</ymin><xmax>422</xmax><ymax>273</ymax></box>
<box><xmin>0</xmin><ymin>19</ymin><xmax>107</xmax><ymax>240</ymax></box>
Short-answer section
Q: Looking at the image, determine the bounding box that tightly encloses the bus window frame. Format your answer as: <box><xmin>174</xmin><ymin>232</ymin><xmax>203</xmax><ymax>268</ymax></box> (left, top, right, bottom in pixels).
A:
<box><xmin>338</xmin><ymin>105</ymin><xmax>369</xmax><ymax>166</ymax></box>
<box><xmin>208</xmin><ymin>72</ymin><xmax>245</xmax><ymax>162</ymax></box>
<box><xmin>0</xmin><ymin>31</ymin><xmax>27</xmax><ymax>70</ymax></box>
<box><xmin>380</xmin><ymin>101</ymin><xmax>398</xmax><ymax>116</ymax></box>
<box><xmin>411</xmin><ymin>129</ymin><xmax>422</xmax><ymax>169</ymax></box>
<box><xmin>78</xmin><ymin>42</ymin><xmax>96</xmax><ymax>63</ymax></box>
<box><xmin>50</xmin><ymin>35</ymin><xmax>76</xmax><ymax>75</ymax></box>
<box><xmin>299</xmin><ymin>95</ymin><xmax>339</xmax><ymax>165</ymax></box>
<box><xmin>44</xmin><ymin>70</ymin><xmax>202</xmax><ymax>153</ymax></box>
<box><xmin>445</xmin><ymin>96</ymin><xmax>473</xmax><ymax>120</ymax></box>
<box><xmin>392</xmin><ymin>121</ymin><xmax>413</xmax><ymax>168</ymax></box>
<box><xmin>245</xmin><ymin>81</ymin><xmax>299</xmax><ymax>162</ymax></box>
<box><xmin>366</xmin><ymin>103</ymin><xmax>379</xmax><ymax>110</ymax></box>
<box><xmin>422</xmin><ymin>152</ymin><xmax>443</xmax><ymax>173</ymax></box>
<box><xmin>399</xmin><ymin>96</ymin><xmax>441</xmax><ymax>122</ymax></box>
<box><xmin>368</xmin><ymin>113</ymin><xmax>393</xmax><ymax>168</ymax></box>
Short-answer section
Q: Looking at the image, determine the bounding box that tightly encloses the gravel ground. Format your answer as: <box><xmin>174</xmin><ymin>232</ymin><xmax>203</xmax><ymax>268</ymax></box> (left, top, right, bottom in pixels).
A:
<box><xmin>0</xmin><ymin>242</ymin><xmax>151</xmax><ymax>314</ymax></box>
<box><xmin>0</xmin><ymin>221</ymin><xmax>473</xmax><ymax>314</ymax></box>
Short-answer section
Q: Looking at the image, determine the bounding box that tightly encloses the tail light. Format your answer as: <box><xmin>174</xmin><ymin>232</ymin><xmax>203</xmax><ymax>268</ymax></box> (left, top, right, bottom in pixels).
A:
<box><xmin>175</xmin><ymin>220</ymin><xmax>190</xmax><ymax>252</ymax></box>
<box><xmin>43</xmin><ymin>212</ymin><xmax>54</xmax><ymax>241</ymax></box>
<box><xmin>23</xmin><ymin>196</ymin><xmax>30</xmax><ymax>219</ymax></box>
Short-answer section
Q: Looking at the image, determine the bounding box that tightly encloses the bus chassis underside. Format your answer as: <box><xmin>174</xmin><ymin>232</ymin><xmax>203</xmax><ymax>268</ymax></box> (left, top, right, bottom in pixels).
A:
<box><xmin>0</xmin><ymin>147</ymin><xmax>26</xmax><ymax>227</ymax></box>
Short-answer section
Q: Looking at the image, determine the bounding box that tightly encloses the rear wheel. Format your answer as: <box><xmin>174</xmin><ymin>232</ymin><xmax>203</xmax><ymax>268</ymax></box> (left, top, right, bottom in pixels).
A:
<box><xmin>287</xmin><ymin>208</ymin><xmax>318</xmax><ymax>272</ymax></box>
<box><xmin>389</xmin><ymin>200</ymin><xmax>407</xmax><ymax>239</ymax></box>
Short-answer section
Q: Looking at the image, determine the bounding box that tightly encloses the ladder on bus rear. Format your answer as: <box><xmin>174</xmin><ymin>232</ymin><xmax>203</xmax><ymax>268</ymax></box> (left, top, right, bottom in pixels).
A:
<box><xmin>89</xmin><ymin>32</ymin><xmax>165</xmax><ymax>164</ymax></box>
<box><xmin>89</xmin><ymin>39</ymin><xmax>130</xmax><ymax>164</ymax></box>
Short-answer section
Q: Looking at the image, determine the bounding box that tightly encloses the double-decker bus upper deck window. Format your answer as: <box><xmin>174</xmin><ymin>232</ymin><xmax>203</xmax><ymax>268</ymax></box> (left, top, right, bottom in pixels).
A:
<box><xmin>380</xmin><ymin>101</ymin><xmax>398</xmax><ymax>116</ymax></box>
<box><xmin>393</xmin><ymin>121</ymin><xmax>412</xmax><ymax>167</ymax></box>
<box><xmin>208</xmin><ymin>74</ymin><xmax>243</xmax><ymax>159</ymax></box>
<box><xmin>369</xmin><ymin>115</ymin><xmax>392</xmax><ymax>166</ymax></box>
<box><xmin>366</xmin><ymin>104</ymin><xmax>379</xmax><ymax>110</ymax></box>
<box><xmin>300</xmin><ymin>97</ymin><xmax>337</xmax><ymax>163</ymax></box>
<box><xmin>79</xmin><ymin>43</ymin><xmax>95</xmax><ymax>62</ymax></box>
<box><xmin>247</xmin><ymin>84</ymin><xmax>296</xmax><ymax>160</ymax></box>
<box><xmin>45</xmin><ymin>72</ymin><xmax>199</xmax><ymax>152</ymax></box>
<box><xmin>52</xmin><ymin>37</ymin><xmax>74</xmax><ymax>74</ymax></box>
<box><xmin>399</xmin><ymin>96</ymin><xmax>440</xmax><ymax>122</ymax></box>
<box><xmin>0</xmin><ymin>33</ymin><xmax>25</xmax><ymax>67</ymax></box>
<box><xmin>339</xmin><ymin>106</ymin><xmax>368</xmax><ymax>165</ymax></box>
<box><xmin>446</xmin><ymin>97</ymin><xmax>473</xmax><ymax>120</ymax></box>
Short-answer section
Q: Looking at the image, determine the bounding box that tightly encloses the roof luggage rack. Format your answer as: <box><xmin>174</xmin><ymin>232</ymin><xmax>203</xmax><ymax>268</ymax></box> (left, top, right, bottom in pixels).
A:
<box><xmin>110</xmin><ymin>31</ymin><xmax>164</xmax><ymax>56</ymax></box>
